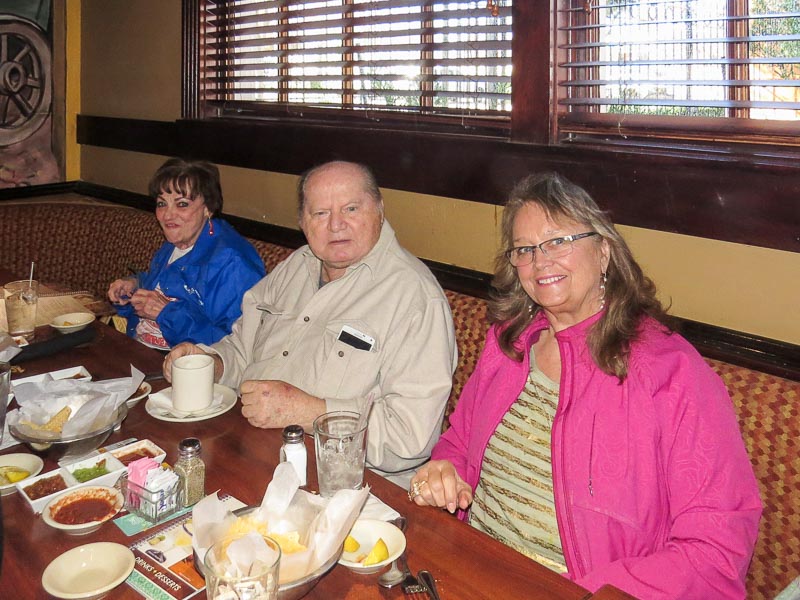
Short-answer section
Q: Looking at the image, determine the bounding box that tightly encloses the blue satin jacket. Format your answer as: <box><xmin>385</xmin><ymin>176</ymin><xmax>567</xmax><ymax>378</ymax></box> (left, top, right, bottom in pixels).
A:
<box><xmin>118</xmin><ymin>218</ymin><xmax>265</xmax><ymax>346</ymax></box>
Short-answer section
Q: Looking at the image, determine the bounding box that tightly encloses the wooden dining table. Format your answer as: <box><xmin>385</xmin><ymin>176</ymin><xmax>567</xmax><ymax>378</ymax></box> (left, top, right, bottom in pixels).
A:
<box><xmin>0</xmin><ymin>279</ymin><xmax>634</xmax><ymax>599</ymax></box>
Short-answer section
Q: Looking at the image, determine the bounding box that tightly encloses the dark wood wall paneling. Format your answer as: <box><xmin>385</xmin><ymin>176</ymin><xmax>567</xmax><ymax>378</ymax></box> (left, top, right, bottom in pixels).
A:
<box><xmin>77</xmin><ymin>115</ymin><xmax>800</xmax><ymax>255</ymax></box>
<box><xmin>3</xmin><ymin>180</ymin><xmax>798</xmax><ymax>381</ymax></box>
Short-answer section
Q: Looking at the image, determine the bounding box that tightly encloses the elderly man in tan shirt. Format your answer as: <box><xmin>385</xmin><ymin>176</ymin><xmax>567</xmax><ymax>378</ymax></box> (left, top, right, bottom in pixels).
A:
<box><xmin>165</xmin><ymin>161</ymin><xmax>457</xmax><ymax>485</ymax></box>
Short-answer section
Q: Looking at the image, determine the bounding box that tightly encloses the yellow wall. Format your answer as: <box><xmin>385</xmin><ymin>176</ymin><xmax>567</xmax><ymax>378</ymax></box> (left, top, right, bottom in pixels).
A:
<box><xmin>77</xmin><ymin>1</ymin><xmax>800</xmax><ymax>345</ymax></box>
<box><xmin>65</xmin><ymin>0</ymin><xmax>80</xmax><ymax>180</ymax></box>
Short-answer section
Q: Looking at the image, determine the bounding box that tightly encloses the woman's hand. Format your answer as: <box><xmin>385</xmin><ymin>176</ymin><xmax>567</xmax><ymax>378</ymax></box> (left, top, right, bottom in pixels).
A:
<box><xmin>163</xmin><ymin>343</ymin><xmax>223</xmax><ymax>382</ymax></box>
<box><xmin>107</xmin><ymin>277</ymin><xmax>138</xmax><ymax>304</ymax></box>
<box><xmin>129</xmin><ymin>289</ymin><xmax>171</xmax><ymax>320</ymax></box>
<box><xmin>409</xmin><ymin>460</ymin><xmax>473</xmax><ymax>514</ymax></box>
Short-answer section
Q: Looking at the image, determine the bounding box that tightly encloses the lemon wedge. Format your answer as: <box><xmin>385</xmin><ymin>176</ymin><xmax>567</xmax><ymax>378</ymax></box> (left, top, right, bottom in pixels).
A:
<box><xmin>362</xmin><ymin>538</ymin><xmax>390</xmax><ymax>566</ymax></box>
<box><xmin>0</xmin><ymin>467</ymin><xmax>31</xmax><ymax>484</ymax></box>
<box><xmin>344</xmin><ymin>534</ymin><xmax>361</xmax><ymax>553</ymax></box>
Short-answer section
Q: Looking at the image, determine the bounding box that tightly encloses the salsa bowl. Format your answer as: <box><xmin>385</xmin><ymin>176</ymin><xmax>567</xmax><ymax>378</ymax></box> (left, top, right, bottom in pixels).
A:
<box><xmin>42</xmin><ymin>485</ymin><xmax>123</xmax><ymax>536</ymax></box>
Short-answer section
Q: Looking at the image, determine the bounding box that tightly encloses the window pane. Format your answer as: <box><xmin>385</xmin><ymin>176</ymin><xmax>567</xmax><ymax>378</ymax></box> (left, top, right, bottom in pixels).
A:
<box><xmin>201</xmin><ymin>0</ymin><xmax>512</xmax><ymax>119</ymax></box>
<box><xmin>559</xmin><ymin>0</ymin><xmax>800</xmax><ymax>121</ymax></box>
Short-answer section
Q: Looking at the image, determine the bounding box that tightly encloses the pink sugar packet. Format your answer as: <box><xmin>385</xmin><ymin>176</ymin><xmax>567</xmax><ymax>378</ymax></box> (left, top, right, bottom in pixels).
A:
<box><xmin>128</xmin><ymin>457</ymin><xmax>160</xmax><ymax>488</ymax></box>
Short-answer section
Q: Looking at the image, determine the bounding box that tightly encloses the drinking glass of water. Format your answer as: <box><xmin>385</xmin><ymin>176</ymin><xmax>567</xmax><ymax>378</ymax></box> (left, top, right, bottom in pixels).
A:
<box><xmin>313</xmin><ymin>410</ymin><xmax>368</xmax><ymax>498</ymax></box>
<box><xmin>4</xmin><ymin>280</ymin><xmax>38</xmax><ymax>341</ymax></box>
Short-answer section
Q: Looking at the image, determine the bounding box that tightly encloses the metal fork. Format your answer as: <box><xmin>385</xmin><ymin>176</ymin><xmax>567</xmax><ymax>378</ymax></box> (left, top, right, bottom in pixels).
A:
<box><xmin>398</xmin><ymin>554</ymin><xmax>429</xmax><ymax>597</ymax></box>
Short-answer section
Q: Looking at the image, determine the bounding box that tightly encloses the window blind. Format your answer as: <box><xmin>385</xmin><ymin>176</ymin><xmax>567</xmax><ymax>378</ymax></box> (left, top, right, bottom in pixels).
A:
<box><xmin>558</xmin><ymin>0</ymin><xmax>800</xmax><ymax>125</ymax></box>
<box><xmin>201</xmin><ymin>0</ymin><xmax>513</xmax><ymax>119</ymax></box>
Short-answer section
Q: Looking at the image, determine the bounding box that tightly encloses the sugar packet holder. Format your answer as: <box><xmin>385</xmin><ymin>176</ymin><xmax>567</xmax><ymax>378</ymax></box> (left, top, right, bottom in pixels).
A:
<box><xmin>122</xmin><ymin>457</ymin><xmax>180</xmax><ymax>521</ymax></box>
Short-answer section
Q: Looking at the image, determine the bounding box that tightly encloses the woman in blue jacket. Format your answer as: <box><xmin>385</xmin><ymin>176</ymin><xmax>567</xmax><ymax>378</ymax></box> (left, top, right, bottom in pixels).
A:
<box><xmin>108</xmin><ymin>158</ymin><xmax>265</xmax><ymax>349</ymax></box>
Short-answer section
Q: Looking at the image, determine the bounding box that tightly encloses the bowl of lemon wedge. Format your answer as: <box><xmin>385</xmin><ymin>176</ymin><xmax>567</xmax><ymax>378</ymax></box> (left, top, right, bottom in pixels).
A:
<box><xmin>338</xmin><ymin>518</ymin><xmax>406</xmax><ymax>575</ymax></box>
<box><xmin>0</xmin><ymin>453</ymin><xmax>44</xmax><ymax>495</ymax></box>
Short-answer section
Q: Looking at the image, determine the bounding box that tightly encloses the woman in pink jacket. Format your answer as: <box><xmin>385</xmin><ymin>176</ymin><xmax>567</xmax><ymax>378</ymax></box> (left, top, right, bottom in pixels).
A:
<box><xmin>408</xmin><ymin>173</ymin><xmax>761</xmax><ymax>599</ymax></box>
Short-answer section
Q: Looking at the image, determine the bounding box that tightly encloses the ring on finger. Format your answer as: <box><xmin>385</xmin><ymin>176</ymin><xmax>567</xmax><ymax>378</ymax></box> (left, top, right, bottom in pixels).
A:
<box><xmin>407</xmin><ymin>479</ymin><xmax>427</xmax><ymax>502</ymax></box>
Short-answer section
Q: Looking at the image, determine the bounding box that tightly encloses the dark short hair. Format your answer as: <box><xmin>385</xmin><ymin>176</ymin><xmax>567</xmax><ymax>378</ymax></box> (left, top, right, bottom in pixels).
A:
<box><xmin>297</xmin><ymin>161</ymin><xmax>382</xmax><ymax>219</ymax></box>
<box><xmin>148</xmin><ymin>158</ymin><xmax>223</xmax><ymax>216</ymax></box>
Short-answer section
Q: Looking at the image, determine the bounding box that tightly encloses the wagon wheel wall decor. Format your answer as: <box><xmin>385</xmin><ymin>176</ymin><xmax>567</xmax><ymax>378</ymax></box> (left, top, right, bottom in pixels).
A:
<box><xmin>0</xmin><ymin>15</ymin><xmax>52</xmax><ymax>146</ymax></box>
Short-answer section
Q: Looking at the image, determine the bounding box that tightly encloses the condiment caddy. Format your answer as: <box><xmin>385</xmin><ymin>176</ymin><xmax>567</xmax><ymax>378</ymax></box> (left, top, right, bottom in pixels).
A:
<box><xmin>16</xmin><ymin>438</ymin><xmax>165</xmax><ymax>514</ymax></box>
<box><xmin>18</xmin><ymin>453</ymin><xmax>126</xmax><ymax>514</ymax></box>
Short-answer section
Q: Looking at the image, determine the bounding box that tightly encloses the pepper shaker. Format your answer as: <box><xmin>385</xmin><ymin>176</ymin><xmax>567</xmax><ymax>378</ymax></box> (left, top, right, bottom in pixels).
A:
<box><xmin>174</xmin><ymin>437</ymin><xmax>206</xmax><ymax>507</ymax></box>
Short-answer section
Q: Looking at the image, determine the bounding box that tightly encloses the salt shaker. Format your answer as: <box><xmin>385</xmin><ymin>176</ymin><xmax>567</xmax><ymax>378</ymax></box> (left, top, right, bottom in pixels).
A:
<box><xmin>174</xmin><ymin>437</ymin><xmax>206</xmax><ymax>507</ymax></box>
<box><xmin>280</xmin><ymin>424</ymin><xmax>307</xmax><ymax>485</ymax></box>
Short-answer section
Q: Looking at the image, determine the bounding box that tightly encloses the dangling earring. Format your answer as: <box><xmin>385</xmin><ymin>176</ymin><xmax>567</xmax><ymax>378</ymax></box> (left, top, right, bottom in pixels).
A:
<box><xmin>208</xmin><ymin>217</ymin><xmax>214</xmax><ymax>236</ymax></box>
<box><xmin>599</xmin><ymin>272</ymin><xmax>607</xmax><ymax>310</ymax></box>
<box><xmin>528</xmin><ymin>300</ymin><xmax>535</xmax><ymax>316</ymax></box>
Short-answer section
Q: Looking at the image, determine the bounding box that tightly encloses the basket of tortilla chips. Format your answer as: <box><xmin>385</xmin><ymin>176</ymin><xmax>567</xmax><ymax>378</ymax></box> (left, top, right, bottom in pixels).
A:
<box><xmin>193</xmin><ymin>463</ymin><xmax>369</xmax><ymax>600</ymax></box>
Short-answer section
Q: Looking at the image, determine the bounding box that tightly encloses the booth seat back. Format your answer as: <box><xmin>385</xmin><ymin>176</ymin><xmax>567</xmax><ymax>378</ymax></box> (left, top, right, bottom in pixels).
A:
<box><xmin>0</xmin><ymin>201</ymin><xmax>162</xmax><ymax>298</ymax></box>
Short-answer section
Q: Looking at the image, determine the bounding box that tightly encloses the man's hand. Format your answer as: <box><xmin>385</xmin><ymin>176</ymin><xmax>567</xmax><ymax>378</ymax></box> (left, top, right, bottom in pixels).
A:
<box><xmin>240</xmin><ymin>380</ymin><xmax>326</xmax><ymax>430</ymax></box>
<box><xmin>163</xmin><ymin>343</ymin><xmax>223</xmax><ymax>382</ymax></box>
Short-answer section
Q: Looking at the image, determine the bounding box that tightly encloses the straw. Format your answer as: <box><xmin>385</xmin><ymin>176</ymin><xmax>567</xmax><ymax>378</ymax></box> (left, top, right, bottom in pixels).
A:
<box><xmin>28</xmin><ymin>262</ymin><xmax>34</xmax><ymax>287</ymax></box>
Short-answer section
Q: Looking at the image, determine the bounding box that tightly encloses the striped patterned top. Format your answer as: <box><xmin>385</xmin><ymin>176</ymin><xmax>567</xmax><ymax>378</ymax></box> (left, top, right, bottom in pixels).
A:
<box><xmin>469</xmin><ymin>350</ymin><xmax>567</xmax><ymax>573</ymax></box>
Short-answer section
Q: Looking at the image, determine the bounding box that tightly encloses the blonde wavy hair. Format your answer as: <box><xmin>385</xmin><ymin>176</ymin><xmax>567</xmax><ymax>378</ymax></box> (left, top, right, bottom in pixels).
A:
<box><xmin>489</xmin><ymin>172</ymin><xmax>671</xmax><ymax>380</ymax></box>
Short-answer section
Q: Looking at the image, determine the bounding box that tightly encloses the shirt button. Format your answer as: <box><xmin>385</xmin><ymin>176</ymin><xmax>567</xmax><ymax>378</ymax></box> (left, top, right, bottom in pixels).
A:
<box><xmin>303</xmin><ymin>316</ymin><xmax>310</xmax><ymax>322</ymax></box>
<box><xmin>338</xmin><ymin>350</ymin><xmax>344</xmax><ymax>357</ymax></box>
<box><xmin>282</xmin><ymin>350</ymin><xmax>289</xmax><ymax>357</ymax></box>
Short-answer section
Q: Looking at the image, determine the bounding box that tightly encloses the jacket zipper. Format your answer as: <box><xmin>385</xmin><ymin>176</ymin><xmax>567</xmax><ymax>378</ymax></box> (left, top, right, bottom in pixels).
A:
<box><xmin>588</xmin><ymin>413</ymin><xmax>596</xmax><ymax>497</ymax></box>
<box><xmin>556</xmin><ymin>342</ymin><xmax>587</xmax><ymax>579</ymax></box>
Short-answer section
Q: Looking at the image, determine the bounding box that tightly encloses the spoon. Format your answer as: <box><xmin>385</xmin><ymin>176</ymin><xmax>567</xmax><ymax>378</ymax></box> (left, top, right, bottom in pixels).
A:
<box><xmin>377</xmin><ymin>516</ymin><xmax>407</xmax><ymax>588</ymax></box>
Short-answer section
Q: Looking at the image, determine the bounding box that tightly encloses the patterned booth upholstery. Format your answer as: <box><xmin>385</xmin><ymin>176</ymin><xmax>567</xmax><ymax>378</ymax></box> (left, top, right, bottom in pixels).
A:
<box><xmin>0</xmin><ymin>201</ymin><xmax>164</xmax><ymax>298</ymax></box>
<box><xmin>1</xmin><ymin>198</ymin><xmax>797</xmax><ymax>599</ymax></box>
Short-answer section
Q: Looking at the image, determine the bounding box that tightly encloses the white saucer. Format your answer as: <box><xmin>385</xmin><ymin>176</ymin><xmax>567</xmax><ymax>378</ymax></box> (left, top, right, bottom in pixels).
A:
<box><xmin>145</xmin><ymin>384</ymin><xmax>237</xmax><ymax>422</ymax></box>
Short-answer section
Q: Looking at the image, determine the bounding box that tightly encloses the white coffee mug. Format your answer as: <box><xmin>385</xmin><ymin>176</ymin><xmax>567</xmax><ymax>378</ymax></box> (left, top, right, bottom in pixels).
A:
<box><xmin>171</xmin><ymin>354</ymin><xmax>215</xmax><ymax>413</ymax></box>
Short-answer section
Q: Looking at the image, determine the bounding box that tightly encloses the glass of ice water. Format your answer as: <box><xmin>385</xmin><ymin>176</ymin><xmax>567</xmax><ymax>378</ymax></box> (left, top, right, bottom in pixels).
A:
<box><xmin>4</xmin><ymin>280</ymin><xmax>38</xmax><ymax>341</ymax></box>
<box><xmin>313</xmin><ymin>410</ymin><xmax>368</xmax><ymax>498</ymax></box>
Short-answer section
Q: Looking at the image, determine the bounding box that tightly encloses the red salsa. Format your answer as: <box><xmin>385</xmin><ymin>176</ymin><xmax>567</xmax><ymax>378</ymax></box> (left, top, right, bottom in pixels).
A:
<box><xmin>51</xmin><ymin>497</ymin><xmax>115</xmax><ymax>524</ymax></box>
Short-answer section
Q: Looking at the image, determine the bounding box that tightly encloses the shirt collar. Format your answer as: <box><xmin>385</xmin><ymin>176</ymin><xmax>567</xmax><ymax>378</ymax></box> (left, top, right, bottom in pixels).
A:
<box><xmin>302</xmin><ymin>220</ymin><xmax>395</xmax><ymax>283</ymax></box>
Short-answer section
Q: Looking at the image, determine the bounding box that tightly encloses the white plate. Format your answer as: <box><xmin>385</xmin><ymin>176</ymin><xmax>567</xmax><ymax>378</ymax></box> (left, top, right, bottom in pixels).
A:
<box><xmin>126</xmin><ymin>381</ymin><xmax>152</xmax><ymax>408</ymax></box>
<box><xmin>50</xmin><ymin>312</ymin><xmax>96</xmax><ymax>334</ymax></box>
<box><xmin>145</xmin><ymin>384</ymin><xmax>238</xmax><ymax>422</ymax></box>
<box><xmin>0</xmin><ymin>453</ymin><xmax>44</xmax><ymax>495</ymax></box>
<box><xmin>338</xmin><ymin>518</ymin><xmax>406</xmax><ymax>574</ymax></box>
<box><xmin>13</xmin><ymin>366</ymin><xmax>92</xmax><ymax>386</ymax></box>
<box><xmin>42</xmin><ymin>542</ymin><xmax>134</xmax><ymax>599</ymax></box>
<box><xmin>42</xmin><ymin>485</ymin><xmax>123</xmax><ymax>536</ymax></box>
<box><xmin>8</xmin><ymin>365</ymin><xmax>93</xmax><ymax>405</ymax></box>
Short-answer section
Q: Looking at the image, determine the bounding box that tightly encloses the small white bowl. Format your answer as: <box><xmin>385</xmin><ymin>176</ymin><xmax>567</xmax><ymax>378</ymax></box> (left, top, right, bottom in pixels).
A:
<box><xmin>0</xmin><ymin>453</ymin><xmax>44</xmax><ymax>496</ymax></box>
<box><xmin>50</xmin><ymin>312</ymin><xmax>96</xmax><ymax>334</ymax></box>
<box><xmin>17</xmin><ymin>469</ymin><xmax>72</xmax><ymax>514</ymax></box>
<box><xmin>42</xmin><ymin>485</ymin><xmax>123</xmax><ymax>536</ymax></box>
<box><xmin>338</xmin><ymin>518</ymin><xmax>406</xmax><ymax>574</ymax></box>
<box><xmin>126</xmin><ymin>381</ymin><xmax>152</xmax><ymax>408</ymax></box>
<box><xmin>63</xmin><ymin>454</ymin><xmax>126</xmax><ymax>488</ymax></box>
<box><xmin>109</xmin><ymin>438</ymin><xmax>167</xmax><ymax>466</ymax></box>
<box><xmin>42</xmin><ymin>542</ymin><xmax>135</xmax><ymax>599</ymax></box>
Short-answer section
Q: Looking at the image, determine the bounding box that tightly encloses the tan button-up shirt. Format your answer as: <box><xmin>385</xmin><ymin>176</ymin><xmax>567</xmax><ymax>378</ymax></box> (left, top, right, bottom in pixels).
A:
<box><xmin>207</xmin><ymin>222</ymin><xmax>457</xmax><ymax>484</ymax></box>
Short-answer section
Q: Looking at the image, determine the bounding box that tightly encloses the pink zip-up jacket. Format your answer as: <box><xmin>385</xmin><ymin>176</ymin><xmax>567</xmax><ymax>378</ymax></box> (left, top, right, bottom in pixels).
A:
<box><xmin>432</xmin><ymin>311</ymin><xmax>761</xmax><ymax>599</ymax></box>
